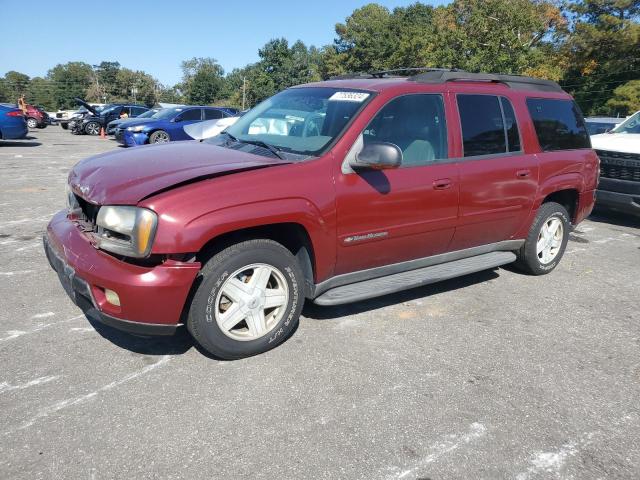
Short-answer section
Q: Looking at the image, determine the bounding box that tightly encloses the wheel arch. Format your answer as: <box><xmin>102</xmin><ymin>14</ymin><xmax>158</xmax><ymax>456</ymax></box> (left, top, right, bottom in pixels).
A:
<box><xmin>196</xmin><ymin>222</ymin><xmax>317</xmax><ymax>297</ymax></box>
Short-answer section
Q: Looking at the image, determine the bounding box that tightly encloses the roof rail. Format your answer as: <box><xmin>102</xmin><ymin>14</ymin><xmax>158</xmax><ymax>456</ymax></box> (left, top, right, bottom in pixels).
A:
<box><xmin>408</xmin><ymin>70</ymin><xmax>563</xmax><ymax>93</ymax></box>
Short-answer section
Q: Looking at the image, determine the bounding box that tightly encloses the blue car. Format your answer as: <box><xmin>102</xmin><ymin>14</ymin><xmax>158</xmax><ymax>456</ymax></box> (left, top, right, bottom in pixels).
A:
<box><xmin>118</xmin><ymin>106</ymin><xmax>237</xmax><ymax>146</ymax></box>
<box><xmin>0</xmin><ymin>104</ymin><xmax>28</xmax><ymax>140</ymax></box>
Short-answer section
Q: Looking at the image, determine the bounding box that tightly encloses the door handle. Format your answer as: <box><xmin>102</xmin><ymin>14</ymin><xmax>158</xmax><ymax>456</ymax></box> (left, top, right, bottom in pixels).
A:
<box><xmin>516</xmin><ymin>169</ymin><xmax>531</xmax><ymax>178</ymax></box>
<box><xmin>433</xmin><ymin>178</ymin><xmax>452</xmax><ymax>190</ymax></box>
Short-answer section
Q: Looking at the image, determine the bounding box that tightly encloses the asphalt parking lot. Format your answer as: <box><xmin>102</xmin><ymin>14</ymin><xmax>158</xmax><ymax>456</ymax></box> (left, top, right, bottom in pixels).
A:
<box><xmin>1</xmin><ymin>127</ymin><xmax>639</xmax><ymax>480</ymax></box>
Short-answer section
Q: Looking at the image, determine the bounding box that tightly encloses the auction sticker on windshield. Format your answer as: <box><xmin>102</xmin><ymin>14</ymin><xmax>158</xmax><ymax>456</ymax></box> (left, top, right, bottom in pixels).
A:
<box><xmin>329</xmin><ymin>92</ymin><xmax>370</xmax><ymax>102</ymax></box>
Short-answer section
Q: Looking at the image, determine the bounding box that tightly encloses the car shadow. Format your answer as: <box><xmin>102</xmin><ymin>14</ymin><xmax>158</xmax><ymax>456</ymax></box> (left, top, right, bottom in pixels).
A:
<box><xmin>0</xmin><ymin>140</ymin><xmax>42</xmax><ymax>147</ymax></box>
<box><xmin>588</xmin><ymin>210</ymin><xmax>640</xmax><ymax>229</ymax></box>
<box><xmin>75</xmin><ymin>268</ymin><xmax>504</xmax><ymax>357</ymax></box>
<box><xmin>303</xmin><ymin>268</ymin><xmax>501</xmax><ymax>320</ymax></box>
<box><xmin>83</xmin><ymin>309</ymin><xmax>194</xmax><ymax>356</ymax></box>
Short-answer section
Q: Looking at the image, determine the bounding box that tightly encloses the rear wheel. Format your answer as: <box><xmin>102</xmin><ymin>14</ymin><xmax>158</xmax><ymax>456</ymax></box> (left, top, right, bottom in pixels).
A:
<box><xmin>187</xmin><ymin>239</ymin><xmax>304</xmax><ymax>359</ymax></box>
<box><xmin>515</xmin><ymin>202</ymin><xmax>570</xmax><ymax>275</ymax></box>
<box><xmin>26</xmin><ymin>117</ymin><xmax>38</xmax><ymax>129</ymax></box>
<box><xmin>149</xmin><ymin>130</ymin><xmax>170</xmax><ymax>144</ymax></box>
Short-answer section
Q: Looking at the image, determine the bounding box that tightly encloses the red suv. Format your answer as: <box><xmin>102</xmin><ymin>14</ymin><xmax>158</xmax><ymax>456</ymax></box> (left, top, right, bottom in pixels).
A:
<box><xmin>25</xmin><ymin>104</ymin><xmax>49</xmax><ymax>129</ymax></box>
<box><xmin>44</xmin><ymin>70</ymin><xmax>598</xmax><ymax>359</ymax></box>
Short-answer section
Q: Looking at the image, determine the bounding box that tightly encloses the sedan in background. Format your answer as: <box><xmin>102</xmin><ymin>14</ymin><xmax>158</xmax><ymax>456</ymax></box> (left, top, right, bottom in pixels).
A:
<box><xmin>118</xmin><ymin>106</ymin><xmax>237</xmax><ymax>146</ymax></box>
<box><xmin>107</xmin><ymin>108</ymin><xmax>160</xmax><ymax>135</ymax></box>
<box><xmin>0</xmin><ymin>104</ymin><xmax>28</xmax><ymax>140</ymax></box>
<box><xmin>183</xmin><ymin>110</ymin><xmax>245</xmax><ymax>140</ymax></box>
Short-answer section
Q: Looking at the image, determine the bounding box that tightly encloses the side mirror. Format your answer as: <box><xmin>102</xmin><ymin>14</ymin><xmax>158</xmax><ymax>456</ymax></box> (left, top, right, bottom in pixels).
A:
<box><xmin>350</xmin><ymin>142</ymin><xmax>402</xmax><ymax>170</ymax></box>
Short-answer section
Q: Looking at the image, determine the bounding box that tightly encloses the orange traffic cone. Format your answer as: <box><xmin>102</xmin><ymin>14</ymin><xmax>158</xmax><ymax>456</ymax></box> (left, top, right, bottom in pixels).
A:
<box><xmin>100</xmin><ymin>127</ymin><xmax>106</xmax><ymax>139</ymax></box>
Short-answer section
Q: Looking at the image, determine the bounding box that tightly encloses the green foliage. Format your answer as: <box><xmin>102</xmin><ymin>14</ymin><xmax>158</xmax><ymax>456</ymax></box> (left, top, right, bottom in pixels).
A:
<box><xmin>561</xmin><ymin>0</ymin><xmax>640</xmax><ymax>114</ymax></box>
<box><xmin>47</xmin><ymin>62</ymin><xmax>94</xmax><ymax>109</ymax></box>
<box><xmin>180</xmin><ymin>57</ymin><xmax>225</xmax><ymax>105</ymax></box>
<box><xmin>605</xmin><ymin>79</ymin><xmax>640</xmax><ymax>115</ymax></box>
<box><xmin>1</xmin><ymin>1</ymin><xmax>637</xmax><ymax>114</ymax></box>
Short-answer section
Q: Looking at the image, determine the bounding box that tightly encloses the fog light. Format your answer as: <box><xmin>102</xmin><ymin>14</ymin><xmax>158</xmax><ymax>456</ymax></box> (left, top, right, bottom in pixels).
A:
<box><xmin>104</xmin><ymin>288</ymin><xmax>121</xmax><ymax>307</ymax></box>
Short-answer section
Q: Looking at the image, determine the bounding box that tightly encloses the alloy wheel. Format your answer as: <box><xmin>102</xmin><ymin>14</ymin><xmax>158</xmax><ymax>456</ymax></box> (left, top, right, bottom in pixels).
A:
<box><xmin>214</xmin><ymin>263</ymin><xmax>289</xmax><ymax>341</ymax></box>
<box><xmin>536</xmin><ymin>216</ymin><xmax>564</xmax><ymax>264</ymax></box>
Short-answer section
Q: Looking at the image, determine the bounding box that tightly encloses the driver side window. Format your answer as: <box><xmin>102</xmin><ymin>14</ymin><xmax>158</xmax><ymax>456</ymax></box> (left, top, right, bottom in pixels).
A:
<box><xmin>363</xmin><ymin>94</ymin><xmax>448</xmax><ymax>167</ymax></box>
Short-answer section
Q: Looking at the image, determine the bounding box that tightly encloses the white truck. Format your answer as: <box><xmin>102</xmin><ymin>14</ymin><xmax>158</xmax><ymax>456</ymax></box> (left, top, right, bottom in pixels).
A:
<box><xmin>590</xmin><ymin>111</ymin><xmax>640</xmax><ymax>216</ymax></box>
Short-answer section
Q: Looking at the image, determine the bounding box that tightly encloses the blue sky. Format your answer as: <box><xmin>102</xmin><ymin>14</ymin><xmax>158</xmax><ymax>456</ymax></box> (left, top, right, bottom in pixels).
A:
<box><xmin>0</xmin><ymin>0</ymin><xmax>449</xmax><ymax>85</ymax></box>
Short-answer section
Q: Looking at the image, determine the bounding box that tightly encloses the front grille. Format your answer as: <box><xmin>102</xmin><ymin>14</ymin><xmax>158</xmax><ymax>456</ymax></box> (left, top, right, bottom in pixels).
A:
<box><xmin>596</xmin><ymin>150</ymin><xmax>640</xmax><ymax>182</ymax></box>
<box><xmin>74</xmin><ymin>194</ymin><xmax>99</xmax><ymax>231</ymax></box>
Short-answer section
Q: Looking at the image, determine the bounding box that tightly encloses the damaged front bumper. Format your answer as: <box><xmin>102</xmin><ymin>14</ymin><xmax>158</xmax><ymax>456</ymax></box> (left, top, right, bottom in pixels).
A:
<box><xmin>44</xmin><ymin>211</ymin><xmax>201</xmax><ymax>336</ymax></box>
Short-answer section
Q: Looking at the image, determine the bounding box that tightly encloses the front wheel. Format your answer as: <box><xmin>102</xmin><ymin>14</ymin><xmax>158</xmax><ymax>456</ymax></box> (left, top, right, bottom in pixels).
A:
<box><xmin>84</xmin><ymin>121</ymin><xmax>100</xmax><ymax>135</ymax></box>
<box><xmin>187</xmin><ymin>239</ymin><xmax>304</xmax><ymax>359</ymax></box>
<box><xmin>515</xmin><ymin>202</ymin><xmax>570</xmax><ymax>275</ymax></box>
<box><xmin>26</xmin><ymin>117</ymin><xmax>38</xmax><ymax>129</ymax></box>
<box><xmin>149</xmin><ymin>130</ymin><xmax>170</xmax><ymax>144</ymax></box>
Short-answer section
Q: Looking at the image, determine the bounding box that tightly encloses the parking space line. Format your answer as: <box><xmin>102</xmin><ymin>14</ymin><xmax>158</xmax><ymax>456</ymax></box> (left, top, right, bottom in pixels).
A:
<box><xmin>0</xmin><ymin>375</ymin><xmax>60</xmax><ymax>395</ymax></box>
<box><xmin>0</xmin><ymin>314</ymin><xmax>84</xmax><ymax>342</ymax></box>
<box><xmin>384</xmin><ymin>422</ymin><xmax>487</xmax><ymax>479</ymax></box>
<box><xmin>2</xmin><ymin>355</ymin><xmax>171</xmax><ymax>435</ymax></box>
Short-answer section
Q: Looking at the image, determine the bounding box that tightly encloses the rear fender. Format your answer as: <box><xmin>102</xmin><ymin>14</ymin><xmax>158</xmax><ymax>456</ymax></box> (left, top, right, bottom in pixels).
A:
<box><xmin>513</xmin><ymin>172</ymin><xmax>584</xmax><ymax>238</ymax></box>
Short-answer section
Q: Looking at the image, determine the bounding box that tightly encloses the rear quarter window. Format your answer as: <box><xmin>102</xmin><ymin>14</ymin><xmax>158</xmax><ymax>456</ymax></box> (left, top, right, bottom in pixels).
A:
<box><xmin>526</xmin><ymin>98</ymin><xmax>590</xmax><ymax>151</ymax></box>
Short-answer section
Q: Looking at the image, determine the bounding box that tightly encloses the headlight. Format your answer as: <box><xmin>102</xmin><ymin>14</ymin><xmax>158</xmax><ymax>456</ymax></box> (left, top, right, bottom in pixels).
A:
<box><xmin>127</xmin><ymin>125</ymin><xmax>146</xmax><ymax>132</ymax></box>
<box><xmin>95</xmin><ymin>206</ymin><xmax>158</xmax><ymax>258</ymax></box>
<box><xmin>66</xmin><ymin>184</ymin><xmax>80</xmax><ymax>213</ymax></box>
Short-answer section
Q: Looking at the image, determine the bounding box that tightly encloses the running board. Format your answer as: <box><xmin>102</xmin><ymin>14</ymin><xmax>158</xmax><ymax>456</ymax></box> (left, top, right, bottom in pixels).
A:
<box><xmin>313</xmin><ymin>251</ymin><xmax>516</xmax><ymax>306</ymax></box>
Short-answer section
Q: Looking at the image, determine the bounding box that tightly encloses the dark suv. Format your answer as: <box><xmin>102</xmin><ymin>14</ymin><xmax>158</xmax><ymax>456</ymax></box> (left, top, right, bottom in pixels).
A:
<box><xmin>74</xmin><ymin>102</ymin><xmax>149</xmax><ymax>135</ymax></box>
<box><xmin>44</xmin><ymin>70</ymin><xmax>598</xmax><ymax>359</ymax></box>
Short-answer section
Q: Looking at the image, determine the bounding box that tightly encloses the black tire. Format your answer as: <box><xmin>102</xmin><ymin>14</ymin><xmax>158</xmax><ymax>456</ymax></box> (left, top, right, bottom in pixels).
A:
<box><xmin>84</xmin><ymin>121</ymin><xmax>100</xmax><ymax>135</ymax></box>
<box><xmin>149</xmin><ymin>130</ymin><xmax>170</xmax><ymax>144</ymax></box>
<box><xmin>515</xmin><ymin>202</ymin><xmax>570</xmax><ymax>275</ymax></box>
<box><xmin>26</xmin><ymin>117</ymin><xmax>38</xmax><ymax>129</ymax></box>
<box><xmin>61</xmin><ymin>123</ymin><xmax>68</xmax><ymax>130</ymax></box>
<box><xmin>187</xmin><ymin>239</ymin><xmax>304</xmax><ymax>359</ymax></box>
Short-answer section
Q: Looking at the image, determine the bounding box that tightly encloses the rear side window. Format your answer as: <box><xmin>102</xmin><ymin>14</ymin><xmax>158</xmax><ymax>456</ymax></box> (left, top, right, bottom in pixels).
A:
<box><xmin>177</xmin><ymin>109</ymin><xmax>202</xmax><ymax>121</ymax></box>
<box><xmin>457</xmin><ymin>95</ymin><xmax>506</xmax><ymax>156</ymax></box>
<box><xmin>526</xmin><ymin>98</ymin><xmax>590</xmax><ymax>151</ymax></box>
<box><xmin>204</xmin><ymin>109</ymin><xmax>224</xmax><ymax>120</ymax></box>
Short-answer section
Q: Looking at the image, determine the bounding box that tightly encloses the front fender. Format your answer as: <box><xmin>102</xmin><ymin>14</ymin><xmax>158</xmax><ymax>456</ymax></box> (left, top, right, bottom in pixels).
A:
<box><xmin>152</xmin><ymin>197</ymin><xmax>336</xmax><ymax>282</ymax></box>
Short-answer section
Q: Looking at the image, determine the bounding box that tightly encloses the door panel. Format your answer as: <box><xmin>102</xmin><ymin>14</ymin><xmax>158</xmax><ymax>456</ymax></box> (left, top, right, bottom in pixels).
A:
<box><xmin>335</xmin><ymin>165</ymin><xmax>458</xmax><ymax>274</ymax></box>
<box><xmin>450</xmin><ymin>154</ymin><xmax>538</xmax><ymax>250</ymax></box>
<box><xmin>449</xmin><ymin>94</ymin><xmax>538</xmax><ymax>250</ymax></box>
<box><xmin>334</xmin><ymin>93</ymin><xmax>458</xmax><ymax>275</ymax></box>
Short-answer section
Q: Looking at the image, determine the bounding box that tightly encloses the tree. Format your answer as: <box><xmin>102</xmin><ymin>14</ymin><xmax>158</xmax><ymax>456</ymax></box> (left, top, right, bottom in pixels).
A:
<box><xmin>181</xmin><ymin>57</ymin><xmax>225</xmax><ymax>105</ymax></box>
<box><xmin>334</xmin><ymin>4</ymin><xmax>397</xmax><ymax>72</ymax></box>
<box><xmin>47</xmin><ymin>62</ymin><xmax>93</xmax><ymax>109</ymax></box>
<box><xmin>27</xmin><ymin>77</ymin><xmax>55</xmax><ymax>110</ymax></box>
<box><xmin>561</xmin><ymin>0</ymin><xmax>640</xmax><ymax>114</ymax></box>
<box><xmin>605</xmin><ymin>79</ymin><xmax>640</xmax><ymax>115</ymax></box>
<box><xmin>429</xmin><ymin>0</ymin><xmax>566</xmax><ymax>76</ymax></box>
<box><xmin>1</xmin><ymin>71</ymin><xmax>31</xmax><ymax>103</ymax></box>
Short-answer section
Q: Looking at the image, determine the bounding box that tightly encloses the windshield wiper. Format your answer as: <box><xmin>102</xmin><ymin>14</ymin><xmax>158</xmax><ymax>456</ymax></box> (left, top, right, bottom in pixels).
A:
<box><xmin>225</xmin><ymin>133</ymin><xmax>285</xmax><ymax>160</ymax></box>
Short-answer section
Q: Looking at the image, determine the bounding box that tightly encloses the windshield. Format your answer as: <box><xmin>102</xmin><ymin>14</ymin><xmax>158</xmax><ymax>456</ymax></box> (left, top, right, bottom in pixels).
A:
<box><xmin>137</xmin><ymin>109</ymin><xmax>158</xmax><ymax>119</ymax></box>
<box><xmin>150</xmin><ymin>107</ymin><xmax>184</xmax><ymax>120</ymax></box>
<box><xmin>612</xmin><ymin>112</ymin><xmax>640</xmax><ymax>134</ymax></box>
<box><xmin>221</xmin><ymin>87</ymin><xmax>373</xmax><ymax>157</ymax></box>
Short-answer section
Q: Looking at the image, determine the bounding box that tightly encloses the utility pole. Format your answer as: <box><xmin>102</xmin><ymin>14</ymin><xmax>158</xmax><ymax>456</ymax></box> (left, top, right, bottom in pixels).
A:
<box><xmin>131</xmin><ymin>87</ymin><xmax>138</xmax><ymax>104</ymax></box>
<box><xmin>242</xmin><ymin>76</ymin><xmax>246</xmax><ymax>111</ymax></box>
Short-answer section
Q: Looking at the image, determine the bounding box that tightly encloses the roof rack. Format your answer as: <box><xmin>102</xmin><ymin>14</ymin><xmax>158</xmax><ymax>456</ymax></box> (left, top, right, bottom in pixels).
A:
<box><xmin>408</xmin><ymin>69</ymin><xmax>563</xmax><ymax>93</ymax></box>
<box><xmin>330</xmin><ymin>67</ymin><xmax>563</xmax><ymax>93</ymax></box>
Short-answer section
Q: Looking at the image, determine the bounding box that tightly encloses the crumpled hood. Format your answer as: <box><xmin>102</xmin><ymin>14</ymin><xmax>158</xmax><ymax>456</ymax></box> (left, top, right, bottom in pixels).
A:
<box><xmin>68</xmin><ymin>141</ymin><xmax>290</xmax><ymax>205</ymax></box>
<box><xmin>591</xmin><ymin>133</ymin><xmax>640</xmax><ymax>154</ymax></box>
